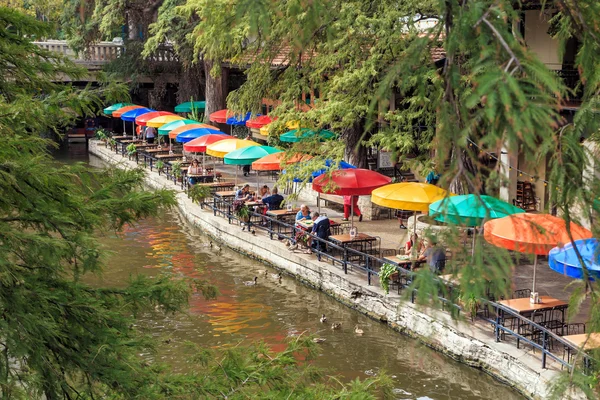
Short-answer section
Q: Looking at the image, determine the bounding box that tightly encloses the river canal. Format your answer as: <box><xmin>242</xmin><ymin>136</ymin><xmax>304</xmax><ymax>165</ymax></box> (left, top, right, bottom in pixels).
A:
<box><xmin>69</xmin><ymin>148</ymin><xmax>523</xmax><ymax>399</ymax></box>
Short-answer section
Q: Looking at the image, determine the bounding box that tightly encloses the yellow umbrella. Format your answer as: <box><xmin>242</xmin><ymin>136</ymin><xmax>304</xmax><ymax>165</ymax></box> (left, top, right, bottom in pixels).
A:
<box><xmin>206</xmin><ymin>139</ymin><xmax>259</xmax><ymax>158</ymax></box>
<box><xmin>371</xmin><ymin>182</ymin><xmax>453</xmax><ymax>235</ymax></box>
<box><xmin>260</xmin><ymin>120</ymin><xmax>300</xmax><ymax>136</ymax></box>
<box><xmin>146</xmin><ymin>115</ymin><xmax>185</xmax><ymax>128</ymax></box>
<box><xmin>206</xmin><ymin>139</ymin><xmax>259</xmax><ymax>184</ymax></box>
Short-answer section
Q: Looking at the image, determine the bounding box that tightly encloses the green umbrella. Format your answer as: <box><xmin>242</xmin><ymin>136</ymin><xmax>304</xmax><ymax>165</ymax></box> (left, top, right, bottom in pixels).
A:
<box><xmin>175</xmin><ymin>101</ymin><xmax>206</xmax><ymax>113</ymax></box>
<box><xmin>224</xmin><ymin>145</ymin><xmax>282</xmax><ymax>186</ymax></box>
<box><xmin>279</xmin><ymin>129</ymin><xmax>336</xmax><ymax>143</ymax></box>
<box><xmin>429</xmin><ymin>194</ymin><xmax>525</xmax><ymax>255</ymax></box>
<box><xmin>158</xmin><ymin>119</ymin><xmax>200</xmax><ymax>136</ymax></box>
<box><xmin>103</xmin><ymin>103</ymin><xmax>134</xmax><ymax>116</ymax></box>
<box><xmin>429</xmin><ymin>194</ymin><xmax>524</xmax><ymax>227</ymax></box>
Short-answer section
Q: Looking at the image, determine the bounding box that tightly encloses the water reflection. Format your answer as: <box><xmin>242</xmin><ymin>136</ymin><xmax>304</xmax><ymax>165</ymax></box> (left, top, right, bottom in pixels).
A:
<box><xmin>97</xmin><ymin>194</ymin><xmax>522</xmax><ymax>399</ymax></box>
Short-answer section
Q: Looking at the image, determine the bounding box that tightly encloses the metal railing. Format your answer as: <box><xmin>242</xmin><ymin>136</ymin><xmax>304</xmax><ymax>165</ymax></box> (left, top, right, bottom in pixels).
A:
<box><xmin>106</xmin><ymin>141</ymin><xmax>595</xmax><ymax>373</ymax></box>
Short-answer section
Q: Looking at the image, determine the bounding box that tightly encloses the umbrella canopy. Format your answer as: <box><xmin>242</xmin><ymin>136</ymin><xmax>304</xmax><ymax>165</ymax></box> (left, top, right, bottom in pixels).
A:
<box><xmin>104</xmin><ymin>103</ymin><xmax>134</xmax><ymax>116</ymax></box>
<box><xmin>252</xmin><ymin>152</ymin><xmax>313</xmax><ymax>171</ymax></box>
<box><xmin>135</xmin><ymin>111</ymin><xmax>175</xmax><ymax>126</ymax></box>
<box><xmin>484</xmin><ymin>213</ymin><xmax>592</xmax><ymax>256</ymax></box>
<box><xmin>224</xmin><ymin>145</ymin><xmax>282</xmax><ymax>166</ymax></box>
<box><xmin>146</xmin><ymin>114</ymin><xmax>185</xmax><ymax>128</ymax></box>
<box><xmin>183</xmin><ymin>134</ymin><xmax>232</xmax><ymax>153</ymax></box>
<box><xmin>209</xmin><ymin>109</ymin><xmax>230</xmax><ymax>124</ymax></box>
<box><xmin>311</xmin><ymin>160</ymin><xmax>356</xmax><ymax>179</ymax></box>
<box><xmin>226</xmin><ymin>112</ymin><xmax>252</xmax><ymax>126</ymax></box>
<box><xmin>176</xmin><ymin>128</ymin><xmax>222</xmax><ymax>143</ymax></box>
<box><xmin>280</xmin><ymin>128</ymin><xmax>337</xmax><ymax>143</ymax></box>
<box><xmin>246</xmin><ymin>115</ymin><xmax>275</xmax><ymax>129</ymax></box>
<box><xmin>112</xmin><ymin>105</ymin><xmax>143</xmax><ymax>118</ymax></box>
<box><xmin>158</xmin><ymin>119</ymin><xmax>201</xmax><ymax>136</ymax></box>
<box><xmin>429</xmin><ymin>194</ymin><xmax>524</xmax><ymax>227</ymax></box>
<box><xmin>549</xmin><ymin>239</ymin><xmax>600</xmax><ymax>280</ymax></box>
<box><xmin>174</xmin><ymin>101</ymin><xmax>206</xmax><ymax>113</ymax></box>
<box><xmin>167</xmin><ymin>123</ymin><xmax>220</xmax><ymax>139</ymax></box>
<box><xmin>206</xmin><ymin>139</ymin><xmax>259</xmax><ymax>158</ymax></box>
<box><xmin>120</xmin><ymin>107</ymin><xmax>155</xmax><ymax>122</ymax></box>
<box><xmin>312</xmin><ymin>169</ymin><xmax>391</xmax><ymax>196</ymax></box>
<box><xmin>371</xmin><ymin>182</ymin><xmax>450</xmax><ymax>212</ymax></box>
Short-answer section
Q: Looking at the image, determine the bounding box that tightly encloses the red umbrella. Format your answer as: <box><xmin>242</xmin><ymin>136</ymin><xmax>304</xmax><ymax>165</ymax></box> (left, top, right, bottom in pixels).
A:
<box><xmin>209</xmin><ymin>109</ymin><xmax>230</xmax><ymax>124</ymax></box>
<box><xmin>312</xmin><ymin>168</ymin><xmax>392</xmax><ymax>225</ymax></box>
<box><xmin>246</xmin><ymin>115</ymin><xmax>276</xmax><ymax>129</ymax></box>
<box><xmin>135</xmin><ymin>111</ymin><xmax>175</xmax><ymax>126</ymax></box>
<box><xmin>183</xmin><ymin>134</ymin><xmax>232</xmax><ymax>153</ymax></box>
<box><xmin>183</xmin><ymin>133</ymin><xmax>232</xmax><ymax>178</ymax></box>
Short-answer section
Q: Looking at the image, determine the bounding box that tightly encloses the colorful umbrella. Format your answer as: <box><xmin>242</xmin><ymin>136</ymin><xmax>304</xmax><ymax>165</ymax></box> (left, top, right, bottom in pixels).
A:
<box><xmin>371</xmin><ymin>182</ymin><xmax>450</xmax><ymax>213</ymax></box>
<box><xmin>183</xmin><ymin>134</ymin><xmax>232</xmax><ymax>153</ymax></box>
<box><xmin>209</xmin><ymin>109</ymin><xmax>230</xmax><ymax>124</ymax></box>
<box><xmin>280</xmin><ymin>128</ymin><xmax>336</xmax><ymax>143</ymax></box>
<box><xmin>103</xmin><ymin>102</ymin><xmax>134</xmax><ymax>116</ymax></box>
<box><xmin>135</xmin><ymin>111</ymin><xmax>175</xmax><ymax>127</ymax></box>
<box><xmin>224</xmin><ymin>145</ymin><xmax>281</xmax><ymax>165</ymax></box>
<box><xmin>313</xmin><ymin>169</ymin><xmax>391</xmax><ymax>225</ymax></box>
<box><xmin>429</xmin><ymin>194</ymin><xmax>524</xmax><ymax>227</ymax></box>
<box><xmin>120</xmin><ymin>108</ymin><xmax>155</xmax><ymax>136</ymax></box>
<box><xmin>251</xmin><ymin>152</ymin><xmax>312</xmax><ymax>171</ymax></box>
<box><xmin>206</xmin><ymin>138</ymin><xmax>259</xmax><ymax>158</ymax></box>
<box><xmin>484</xmin><ymin>213</ymin><xmax>592</xmax><ymax>293</ymax></box>
<box><xmin>146</xmin><ymin>115</ymin><xmax>185</xmax><ymax>128</ymax></box>
<box><xmin>112</xmin><ymin>105</ymin><xmax>143</xmax><ymax>118</ymax></box>
<box><xmin>176</xmin><ymin>128</ymin><xmax>222</xmax><ymax>143</ymax></box>
<box><xmin>167</xmin><ymin>123</ymin><xmax>220</xmax><ymax>139</ymax></box>
<box><xmin>175</xmin><ymin>101</ymin><xmax>206</xmax><ymax>113</ymax></box>
<box><xmin>120</xmin><ymin>108</ymin><xmax>155</xmax><ymax>122</ymax></box>
<box><xmin>158</xmin><ymin>119</ymin><xmax>200</xmax><ymax>136</ymax></box>
<box><xmin>259</xmin><ymin>120</ymin><xmax>300</xmax><ymax>136</ymax></box>
<box><xmin>549</xmin><ymin>239</ymin><xmax>600</xmax><ymax>280</ymax></box>
<box><xmin>226</xmin><ymin>112</ymin><xmax>252</xmax><ymax>126</ymax></box>
<box><xmin>246</xmin><ymin>115</ymin><xmax>275</xmax><ymax>129</ymax></box>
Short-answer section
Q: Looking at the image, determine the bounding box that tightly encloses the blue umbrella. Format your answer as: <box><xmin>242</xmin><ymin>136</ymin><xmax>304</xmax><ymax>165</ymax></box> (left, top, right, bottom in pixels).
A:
<box><xmin>283</xmin><ymin>159</ymin><xmax>356</xmax><ymax>183</ymax></box>
<box><xmin>226</xmin><ymin>112</ymin><xmax>253</xmax><ymax>126</ymax></box>
<box><xmin>549</xmin><ymin>238</ymin><xmax>600</xmax><ymax>280</ymax></box>
<box><xmin>176</xmin><ymin>128</ymin><xmax>222</xmax><ymax>143</ymax></box>
<box><xmin>121</xmin><ymin>108</ymin><xmax>155</xmax><ymax>122</ymax></box>
<box><xmin>120</xmin><ymin>108</ymin><xmax>155</xmax><ymax>136</ymax></box>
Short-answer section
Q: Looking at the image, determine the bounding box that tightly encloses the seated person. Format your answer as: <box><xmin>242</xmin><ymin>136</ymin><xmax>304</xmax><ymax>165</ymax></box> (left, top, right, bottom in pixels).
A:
<box><xmin>235</xmin><ymin>184</ymin><xmax>253</xmax><ymax>201</ymax></box>
<box><xmin>295</xmin><ymin>204</ymin><xmax>311</xmax><ymax>222</ymax></box>
<box><xmin>257</xmin><ymin>185</ymin><xmax>271</xmax><ymax>200</ymax></box>
<box><xmin>418</xmin><ymin>238</ymin><xmax>446</xmax><ymax>273</ymax></box>
<box><xmin>310</xmin><ymin>212</ymin><xmax>331</xmax><ymax>252</ymax></box>
<box><xmin>187</xmin><ymin>159</ymin><xmax>202</xmax><ymax>185</ymax></box>
<box><xmin>402</xmin><ymin>232</ymin><xmax>423</xmax><ymax>255</ymax></box>
<box><xmin>262</xmin><ymin>187</ymin><xmax>284</xmax><ymax>210</ymax></box>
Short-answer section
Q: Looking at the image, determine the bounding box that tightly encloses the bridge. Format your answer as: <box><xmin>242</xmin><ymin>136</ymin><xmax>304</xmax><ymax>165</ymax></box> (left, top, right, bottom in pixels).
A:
<box><xmin>33</xmin><ymin>40</ymin><xmax>180</xmax><ymax>81</ymax></box>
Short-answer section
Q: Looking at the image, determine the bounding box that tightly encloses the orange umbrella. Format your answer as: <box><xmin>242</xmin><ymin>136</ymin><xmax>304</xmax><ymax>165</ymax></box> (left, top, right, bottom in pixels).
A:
<box><xmin>168</xmin><ymin>123</ymin><xmax>220</xmax><ymax>139</ymax></box>
<box><xmin>209</xmin><ymin>109</ymin><xmax>229</xmax><ymax>124</ymax></box>
<box><xmin>484</xmin><ymin>213</ymin><xmax>592</xmax><ymax>294</ymax></box>
<box><xmin>251</xmin><ymin>152</ymin><xmax>312</xmax><ymax>171</ymax></box>
<box><xmin>112</xmin><ymin>105</ymin><xmax>143</xmax><ymax>118</ymax></box>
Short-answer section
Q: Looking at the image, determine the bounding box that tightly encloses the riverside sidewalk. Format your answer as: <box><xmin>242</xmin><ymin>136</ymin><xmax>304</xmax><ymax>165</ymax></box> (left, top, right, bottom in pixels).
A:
<box><xmin>89</xmin><ymin>140</ymin><xmax>584</xmax><ymax>400</ymax></box>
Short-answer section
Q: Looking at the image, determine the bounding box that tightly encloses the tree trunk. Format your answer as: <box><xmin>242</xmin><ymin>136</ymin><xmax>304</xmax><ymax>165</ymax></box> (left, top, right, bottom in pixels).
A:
<box><xmin>203</xmin><ymin>59</ymin><xmax>228</xmax><ymax>122</ymax></box>
<box><xmin>177</xmin><ymin>63</ymin><xmax>204</xmax><ymax>104</ymax></box>
<box><xmin>342</xmin><ymin>121</ymin><xmax>368</xmax><ymax>169</ymax></box>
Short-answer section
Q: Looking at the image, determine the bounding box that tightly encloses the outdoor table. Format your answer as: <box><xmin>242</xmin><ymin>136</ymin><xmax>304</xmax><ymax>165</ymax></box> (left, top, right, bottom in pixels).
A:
<box><xmin>182</xmin><ymin>169</ymin><xmax>221</xmax><ymax>189</ymax></box>
<box><xmin>117</xmin><ymin>139</ymin><xmax>142</xmax><ymax>155</ymax></box>
<box><xmin>213</xmin><ymin>190</ymin><xmax>236</xmax><ymax>215</ymax></box>
<box><xmin>497</xmin><ymin>296</ymin><xmax>568</xmax><ymax>345</ymax></box>
<box><xmin>112</xmin><ymin>135</ymin><xmax>128</xmax><ymax>140</ymax></box>
<box><xmin>562</xmin><ymin>333</ymin><xmax>600</xmax><ymax>368</ymax></box>
<box><xmin>197</xmin><ymin>181</ymin><xmax>236</xmax><ymax>195</ymax></box>
<box><xmin>265</xmin><ymin>209</ymin><xmax>300</xmax><ymax>239</ymax></box>
<box><xmin>329</xmin><ymin>233</ymin><xmax>379</xmax><ymax>262</ymax></box>
<box><xmin>140</xmin><ymin>147</ymin><xmax>170</xmax><ymax>168</ymax></box>
<box><xmin>296</xmin><ymin>219</ymin><xmax>342</xmax><ymax>234</ymax></box>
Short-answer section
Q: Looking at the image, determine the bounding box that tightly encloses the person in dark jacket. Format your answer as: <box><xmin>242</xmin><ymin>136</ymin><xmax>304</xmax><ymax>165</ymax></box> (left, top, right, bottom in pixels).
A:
<box><xmin>310</xmin><ymin>212</ymin><xmax>331</xmax><ymax>252</ymax></box>
<box><xmin>261</xmin><ymin>187</ymin><xmax>284</xmax><ymax>210</ymax></box>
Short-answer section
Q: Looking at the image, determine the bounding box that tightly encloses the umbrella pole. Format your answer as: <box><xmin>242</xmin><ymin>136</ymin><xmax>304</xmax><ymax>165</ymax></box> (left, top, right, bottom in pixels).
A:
<box><xmin>532</xmin><ymin>254</ymin><xmax>538</xmax><ymax>294</ymax></box>
<box><xmin>213</xmin><ymin>157</ymin><xmax>216</xmax><ymax>179</ymax></box>
<box><xmin>351</xmin><ymin>198</ymin><xmax>354</xmax><ymax>227</ymax></box>
<box><xmin>317</xmin><ymin>193</ymin><xmax>321</xmax><ymax>213</ymax></box>
<box><xmin>235</xmin><ymin>168</ymin><xmax>238</xmax><ymax>185</ymax></box>
<box><xmin>256</xmin><ymin>167</ymin><xmax>259</xmax><ymax>192</ymax></box>
<box><xmin>122</xmin><ymin>120</ymin><xmax>126</xmax><ymax>136</ymax></box>
<box><xmin>472</xmin><ymin>228</ymin><xmax>476</xmax><ymax>257</ymax></box>
<box><xmin>413</xmin><ymin>211</ymin><xmax>417</xmax><ymax>236</ymax></box>
<box><xmin>132</xmin><ymin>122</ymin><xmax>135</xmax><ymax>137</ymax></box>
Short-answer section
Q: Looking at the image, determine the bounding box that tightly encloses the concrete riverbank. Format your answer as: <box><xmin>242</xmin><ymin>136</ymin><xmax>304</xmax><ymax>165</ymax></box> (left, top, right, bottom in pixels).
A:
<box><xmin>89</xmin><ymin>140</ymin><xmax>580</xmax><ymax>400</ymax></box>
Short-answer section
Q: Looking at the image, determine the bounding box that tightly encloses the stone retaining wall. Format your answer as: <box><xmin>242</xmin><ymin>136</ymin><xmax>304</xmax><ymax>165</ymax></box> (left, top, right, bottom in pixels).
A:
<box><xmin>90</xmin><ymin>141</ymin><xmax>581</xmax><ymax>400</ymax></box>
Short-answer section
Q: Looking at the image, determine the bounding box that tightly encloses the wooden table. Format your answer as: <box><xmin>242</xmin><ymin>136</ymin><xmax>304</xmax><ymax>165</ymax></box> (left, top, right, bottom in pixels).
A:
<box><xmin>266</xmin><ymin>209</ymin><xmax>300</xmax><ymax>219</ymax></box>
<box><xmin>296</xmin><ymin>219</ymin><xmax>342</xmax><ymax>234</ymax></box>
<box><xmin>197</xmin><ymin>181</ymin><xmax>236</xmax><ymax>194</ymax></box>
<box><xmin>145</xmin><ymin>148</ymin><xmax>172</xmax><ymax>154</ymax></box>
<box><xmin>384</xmin><ymin>254</ymin><xmax>420</xmax><ymax>268</ymax></box>
<box><xmin>562</xmin><ymin>333</ymin><xmax>600</xmax><ymax>350</ymax></box>
<box><xmin>329</xmin><ymin>233</ymin><xmax>379</xmax><ymax>259</ymax></box>
<box><xmin>497</xmin><ymin>296</ymin><xmax>568</xmax><ymax>315</ymax></box>
<box><xmin>265</xmin><ymin>209</ymin><xmax>300</xmax><ymax>239</ymax></box>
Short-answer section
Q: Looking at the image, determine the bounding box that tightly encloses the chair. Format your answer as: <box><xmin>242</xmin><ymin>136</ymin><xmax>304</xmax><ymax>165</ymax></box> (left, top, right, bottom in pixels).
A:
<box><xmin>540</xmin><ymin>307</ymin><xmax>566</xmax><ymax>336</ymax></box>
<box><xmin>566</xmin><ymin>323</ymin><xmax>586</xmax><ymax>335</ymax></box>
<box><xmin>512</xmin><ymin>289</ymin><xmax>531</xmax><ymax>299</ymax></box>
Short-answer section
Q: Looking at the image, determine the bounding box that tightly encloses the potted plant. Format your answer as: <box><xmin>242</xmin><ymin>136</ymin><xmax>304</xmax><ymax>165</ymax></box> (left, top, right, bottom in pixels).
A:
<box><xmin>126</xmin><ymin>143</ymin><xmax>137</xmax><ymax>159</ymax></box>
<box><xmin>156</xmin><ymin>160</ymin><xmax>165</xmax><ymax>174</ymax></box>
<box><xmin>172</xmin><ymin>161</ymin><xmax>183</xmax><ymax>182</ymax></box>
<box><xmin>460</xmin><ymin>292</ymin><xmax>480</xmax><ymax>321</ymax></box>
<box><xmin>233</xmin><ymin>200</ymin><xmax>250</xmax><ymax>223</ymax></box>
<box><xmin>108</xmin><ymin>138</ymin><xmax>117</xmax><ymax>150</ymax></box>
<box><xmin>188</xmin><ymin>184</ymin><xmax>211</xmax><ymax>207</ymax></box>
<box><xmin>379</xmin><ymin>263</ymin><xmax>398</xmax><ymax>295</ymax></box>
<box><xmin>95</xmin><ymin>128</ymin><xmax>110</xmax><ymax>146</ymax></box>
